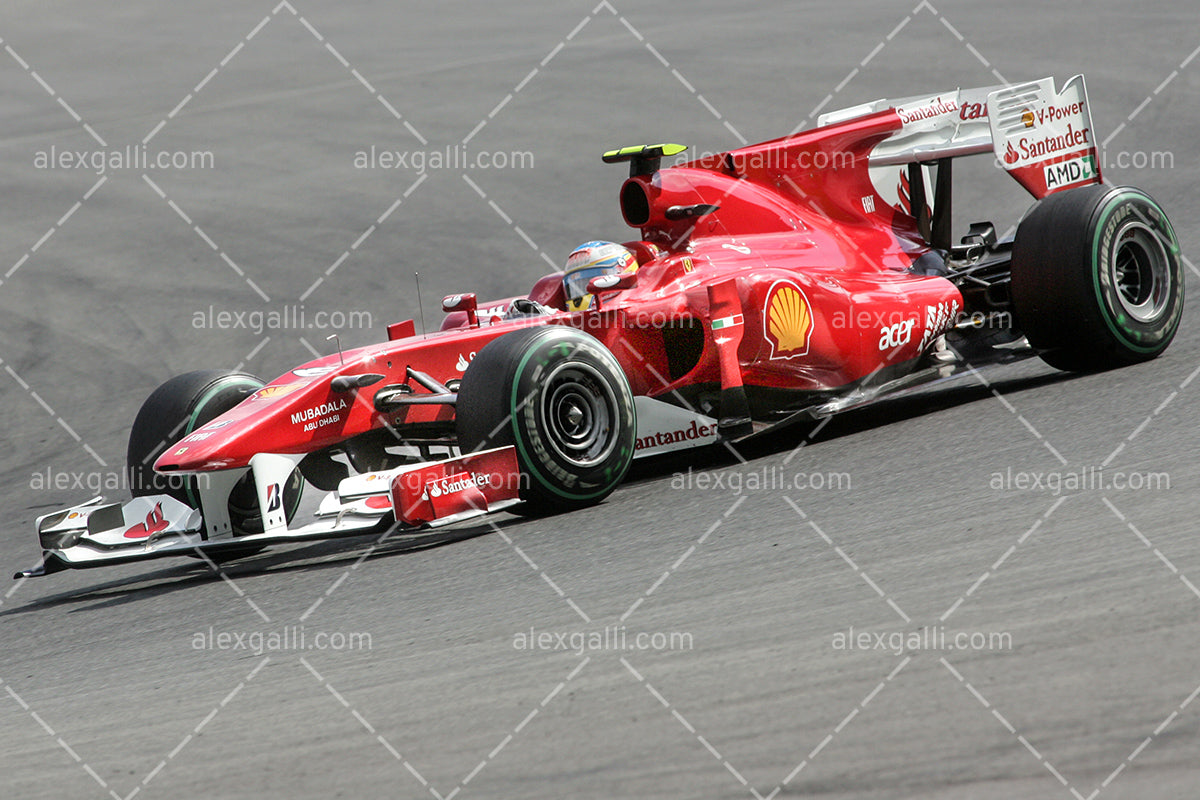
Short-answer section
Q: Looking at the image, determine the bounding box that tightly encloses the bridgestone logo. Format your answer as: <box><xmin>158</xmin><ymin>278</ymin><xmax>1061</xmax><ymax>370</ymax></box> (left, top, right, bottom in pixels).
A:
<box><xmin>290</xmin><ymin>398</ymin><xmax>348</xmax><ymax>425</ymax></box>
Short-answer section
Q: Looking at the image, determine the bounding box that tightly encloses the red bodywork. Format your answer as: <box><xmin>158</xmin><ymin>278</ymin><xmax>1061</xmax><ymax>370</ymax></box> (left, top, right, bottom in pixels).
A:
<box><xmin>155</xmin><ymin>108</ymin><xmax>964</xmax><ymax>475</ymax></box>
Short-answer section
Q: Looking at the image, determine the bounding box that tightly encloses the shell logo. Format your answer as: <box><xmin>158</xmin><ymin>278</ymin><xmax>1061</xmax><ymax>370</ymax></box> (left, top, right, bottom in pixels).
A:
<box><xmin>251</xmin><ymin>383</ymin><xmax>301</xmax><ymax>400</ymax></box>
<box><xmin>764</xmin><ymin>280</ymin><xmax>814</xmax><ymax>360</ymax></box>
<box><xmin>1021</xmin><ymin>108</ymin><xmax>1035</xmax><ymax>128</ymax></box>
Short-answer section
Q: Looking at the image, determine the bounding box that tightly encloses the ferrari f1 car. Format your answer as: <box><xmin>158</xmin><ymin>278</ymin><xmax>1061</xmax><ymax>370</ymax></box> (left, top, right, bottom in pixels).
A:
<box><xmin>17</xmin><ymin>75</ymin><xmax>1182</xmax><ymax>578</ymax></box>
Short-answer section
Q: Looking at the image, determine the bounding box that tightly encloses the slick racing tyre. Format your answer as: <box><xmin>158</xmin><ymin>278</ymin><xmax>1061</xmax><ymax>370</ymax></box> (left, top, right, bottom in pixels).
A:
<box><xmin>456</xmin><ymin>326</ymin><xmax>636</xmax><ymax>513</ymax></box>
<box><xmin>1010</xmin><ymin>184</ymin><xmax>1183</xmax><ymax>372</ymax></box>
<box><xmin>126</xmin><ymin>370</ymin><xmax>303</xmax><ymax>542</ymax></box>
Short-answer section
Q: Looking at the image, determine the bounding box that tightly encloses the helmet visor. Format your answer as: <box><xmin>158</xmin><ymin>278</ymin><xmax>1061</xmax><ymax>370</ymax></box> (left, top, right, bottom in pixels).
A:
<box><xmin>563</xmin><ymin>265</ymin><xmax>617</xmax><ymax>302</ymax></box>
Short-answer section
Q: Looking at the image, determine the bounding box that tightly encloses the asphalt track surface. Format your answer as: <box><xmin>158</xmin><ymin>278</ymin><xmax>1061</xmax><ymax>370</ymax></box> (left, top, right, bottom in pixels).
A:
<box><xmin>2</xmin><ymin>2</ymin><xmax>1198</xmax><ymax>798</ymax></box>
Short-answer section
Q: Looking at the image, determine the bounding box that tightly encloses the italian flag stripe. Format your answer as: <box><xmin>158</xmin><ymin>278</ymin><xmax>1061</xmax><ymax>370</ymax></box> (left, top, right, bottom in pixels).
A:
<box><xmin>711</xmin><ymin>314</ymin><xmax>743</xmax><ymax>330</ymax></box>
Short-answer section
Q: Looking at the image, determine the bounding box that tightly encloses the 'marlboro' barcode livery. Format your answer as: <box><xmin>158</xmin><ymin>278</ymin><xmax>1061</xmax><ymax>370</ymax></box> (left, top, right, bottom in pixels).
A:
<box><xmin>18</xmin><ymin>76</ymin><xmax>1182</xmax><ymax>578</ymax></box>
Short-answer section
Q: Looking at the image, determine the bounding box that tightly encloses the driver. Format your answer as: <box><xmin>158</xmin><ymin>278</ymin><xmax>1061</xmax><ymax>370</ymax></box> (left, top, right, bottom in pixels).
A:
<box><xmin>562</xmin><ymin>241</ymin><xmax>637</xmax><ymax>311</ymax></box>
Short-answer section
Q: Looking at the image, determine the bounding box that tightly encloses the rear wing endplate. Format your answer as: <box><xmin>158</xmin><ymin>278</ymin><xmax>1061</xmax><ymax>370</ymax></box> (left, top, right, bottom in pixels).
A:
<box><xmin>986</xmin><ymin>75</ymin><xmax>1099</xmax><ymax>197</ymax></box>
<box><xmin>819</xmin><ymin>75</ymin><xmax>1101</xmax><ymax>199</ymax></box>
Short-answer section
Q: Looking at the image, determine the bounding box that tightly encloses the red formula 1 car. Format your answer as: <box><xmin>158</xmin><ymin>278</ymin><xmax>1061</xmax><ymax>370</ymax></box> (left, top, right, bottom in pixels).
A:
<box><xmin>17</xmin><ymin>75</ymin><xmax>1182</xmax><ymax>578</ymax></box>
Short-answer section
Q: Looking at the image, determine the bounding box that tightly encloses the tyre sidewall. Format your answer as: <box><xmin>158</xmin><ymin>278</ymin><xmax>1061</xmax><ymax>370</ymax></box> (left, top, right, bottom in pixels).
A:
<box><xmin>127</xmin><ymin>371</ymin><xmax>263</xmax><ymax>504</ymax></box>
<box><xmin>1011</xmin><ymin>184</ymin><xmax>1183</xmax><ymax>371</ymax></box>
<box><xmin>508</xmin><ymin>329</ymin><xmax>636</xmax><ymax>505</ymax></box>
<box><xmin>1089</xmin><ymin>189</ymin><xmax>1183</xmax><ymax>354</ymax></box>
<box><xmin>457</xmin><ymin>325</ymin><xmax>636</xmax><ymax>510</ymax></box>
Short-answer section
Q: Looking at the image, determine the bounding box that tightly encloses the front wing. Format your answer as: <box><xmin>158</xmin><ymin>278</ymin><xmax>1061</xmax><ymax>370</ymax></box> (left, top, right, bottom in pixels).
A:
<box><xmin>15</xmin><ymin>446</ymin><xmax>522</xmax><ymax>578</ymax></box>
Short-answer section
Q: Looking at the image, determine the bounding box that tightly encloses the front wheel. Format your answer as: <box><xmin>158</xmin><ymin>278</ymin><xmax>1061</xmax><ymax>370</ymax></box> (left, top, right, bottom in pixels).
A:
<box><xmin>126</xmin><ymin>370</ymin><xmax>303</xmax><ymax>548</ymax></box>
<box><xmin>456</xmin><ymin>326</ymin><xmax>636</xmax><ymax>513</ymax></box>
<box><xmin>1010</xmin><ymin>184</ymin><xmax>1183</xmax><ymax>372</ymax></box>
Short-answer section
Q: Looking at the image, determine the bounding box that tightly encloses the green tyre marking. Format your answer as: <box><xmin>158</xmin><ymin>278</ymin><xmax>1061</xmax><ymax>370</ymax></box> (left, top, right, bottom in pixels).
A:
<box><xmin>1090</xmin><ymin>191</ymin><xmax>1180</xmax><ymax>354</ymax></box>
<box><xmin>182</xmin><ymin>376</ymin><xmax>262</xmax><ymax>510</ymax></box>
<box><xmin>507</xmin><ymin>334</ymin><xmax>632</xmax><ymax>503</ymax></box>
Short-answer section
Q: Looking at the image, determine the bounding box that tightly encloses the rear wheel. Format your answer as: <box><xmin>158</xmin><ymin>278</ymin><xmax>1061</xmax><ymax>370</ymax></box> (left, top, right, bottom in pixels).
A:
<box><xmin>126</xmin><ymin>370</ymin><xmax>303</xmax><ymax>553</ymax></box>
<box><xmin>456</xmin><ymin>326</ymin><xmax>636</xmax><ymax>513</ymax></box>
<box><xmin>1010</xmin><ymin>184</ymin><xmax>1183</xmax><ymax>371</ymax></box>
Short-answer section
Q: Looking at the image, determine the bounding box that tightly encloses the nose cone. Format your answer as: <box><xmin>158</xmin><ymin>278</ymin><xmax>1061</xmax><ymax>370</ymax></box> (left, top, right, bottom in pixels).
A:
<box><xmin>153</xmin><ymin>361</ymin><xmax>355</xmax><ymax>473</ymax></box>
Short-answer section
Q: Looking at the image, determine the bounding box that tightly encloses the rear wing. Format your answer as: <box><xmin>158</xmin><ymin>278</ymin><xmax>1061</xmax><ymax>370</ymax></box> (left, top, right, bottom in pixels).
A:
<box><xmin>819</xmin><ymin>75</ymin><xmax>1101</xmax><ymax>200</ymax></box>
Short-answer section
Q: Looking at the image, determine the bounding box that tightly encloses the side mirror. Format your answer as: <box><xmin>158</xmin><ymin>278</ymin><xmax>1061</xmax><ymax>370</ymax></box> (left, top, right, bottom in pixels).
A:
<box><xmin>587</xmin><ymin>271</ymin><xmax>637</xmax><ymax>293</ymax></box>
<box><xmin>442</xmin><ymin>293</ymin><xmax>478</xmax><ymax>327</ymax></box>
<box><xmin>586</xmin><ymin>272</ymin><xmax>637</xmax><ymax>311</ymax></box>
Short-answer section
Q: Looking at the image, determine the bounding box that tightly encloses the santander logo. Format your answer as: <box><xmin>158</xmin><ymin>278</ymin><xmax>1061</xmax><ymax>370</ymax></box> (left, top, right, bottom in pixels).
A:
<box><xmin>423</xmin><ymin>471</ymin><xmax>491</xmax><ymax>500</ymax></box>
<box><xmin>896</xmin><ymin>97</ymin><xmax>958</xmax><ymax>124</ymax></box>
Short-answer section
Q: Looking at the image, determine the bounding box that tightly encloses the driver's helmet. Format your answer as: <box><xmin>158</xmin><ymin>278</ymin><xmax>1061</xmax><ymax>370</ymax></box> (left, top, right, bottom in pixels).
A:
<box><xmin>562</xmin><ymin>241</ymin><xmax>637</xmax><ymax>311</ymax></box>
